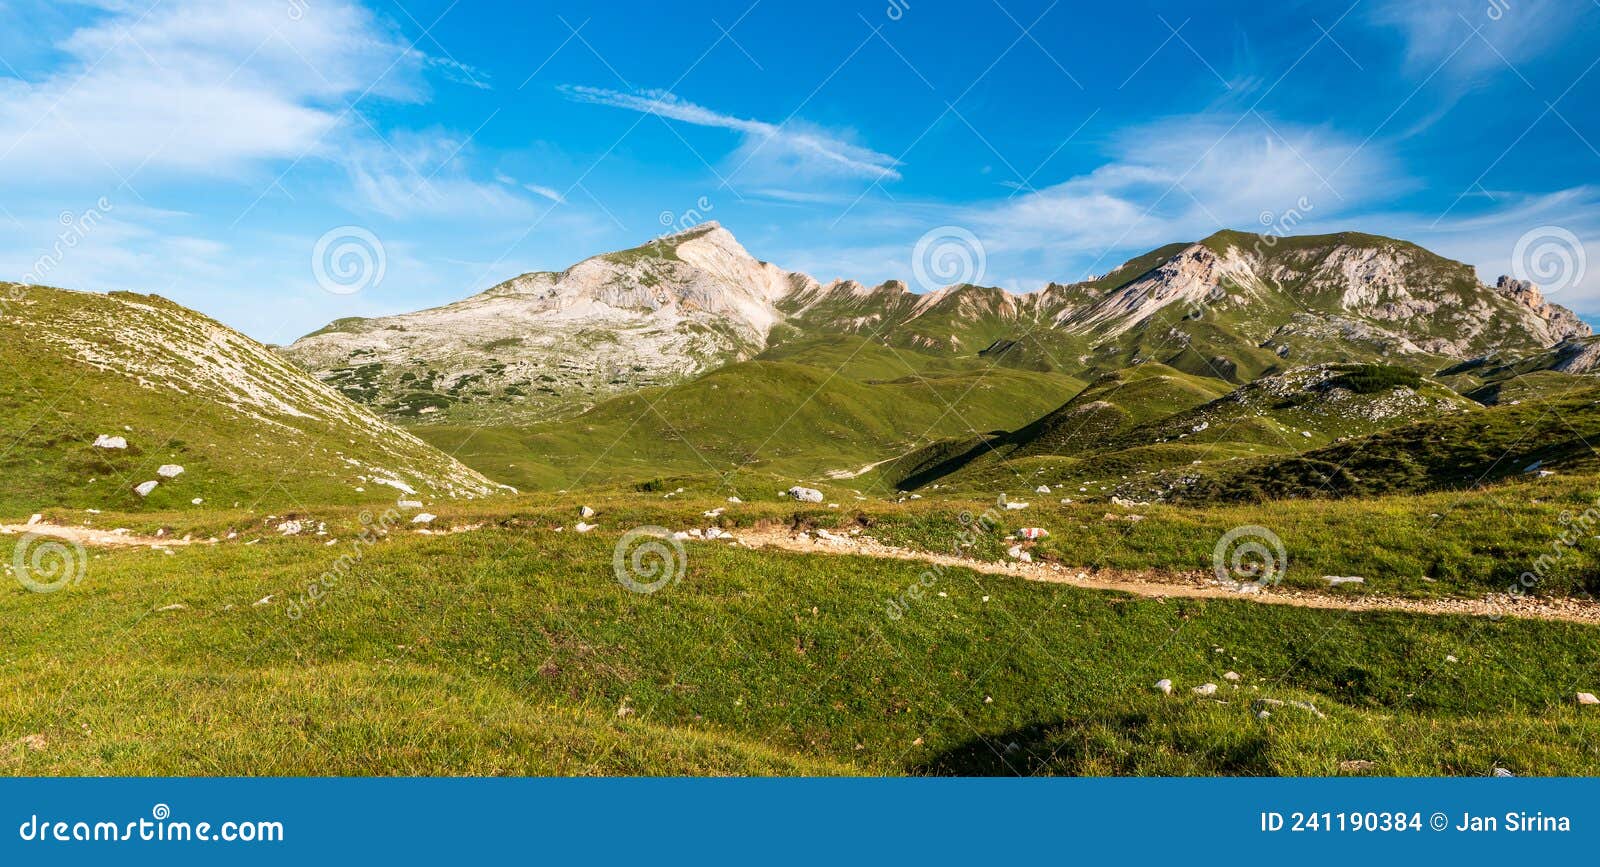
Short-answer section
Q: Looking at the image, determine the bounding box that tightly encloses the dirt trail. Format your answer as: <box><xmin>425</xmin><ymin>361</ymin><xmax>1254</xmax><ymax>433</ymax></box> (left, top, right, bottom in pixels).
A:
<box><xmin>0</xmin><ymin>522</ymin><xmax>190</xmax><ymax>549</ymax></box>
<box><xmin>733</xmin><ymin>527</ymin><xmax>1600</xmax><ymax>626</ymax></box>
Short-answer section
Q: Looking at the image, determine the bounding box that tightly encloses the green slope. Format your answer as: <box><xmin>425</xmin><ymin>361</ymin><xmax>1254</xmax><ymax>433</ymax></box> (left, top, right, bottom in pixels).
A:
<box><xmin>0</xmin><ymin>284</ymin><xmax>498</xmax><ymax>515</ymax></box>
<box><xmin>7</xmin><ymin>505</ymin><xmax>1600</xmax><ymax>775</ymax></box>
<box><xmin>1174</xmin><ymin>382</ymin><xmax>1600</xmax><ymax>503</ymax></box>
<box><xmin>417</xmin><ymin>336</ymin><xmax>1085</xmax><ymax>491</ymax></box>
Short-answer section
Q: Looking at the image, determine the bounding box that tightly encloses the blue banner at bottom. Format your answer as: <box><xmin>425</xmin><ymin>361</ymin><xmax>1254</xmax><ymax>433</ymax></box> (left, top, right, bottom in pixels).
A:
<box><xmin>0</xmin><ymin>778</ymin><xmax>1592</xmax><ymax>864</ymax></box>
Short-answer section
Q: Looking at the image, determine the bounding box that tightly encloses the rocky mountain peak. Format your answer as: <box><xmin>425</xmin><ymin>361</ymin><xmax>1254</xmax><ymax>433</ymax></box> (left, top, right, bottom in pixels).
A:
<box><xmin>1494</xmin><ymin>274</ymin><xmax>1591</xmax><ymax>341</ymax></box>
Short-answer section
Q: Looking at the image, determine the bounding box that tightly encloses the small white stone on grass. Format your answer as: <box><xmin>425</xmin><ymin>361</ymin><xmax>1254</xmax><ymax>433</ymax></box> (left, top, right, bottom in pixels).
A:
<box><xmin>411</xmin><ymin>513</ymin><xmax>436</xmax><ymax>524</ymax></box>
<box><xmin>156</xmin><ymin>464</ymin><xmax>184</xmax><ymax>478</ymax></box>
<box><xmin>1155</xmin><ymin>679</ymin><xmax>1173</xmax><ymax>695</ymax></box>
<box><xmin>575</xmin><ymin>522</ymin><xmax>597</xmax><ymax>533</ymax></box>
<box><xmin>93</xmin><ymin>434</ymin><xmax>127</xmax><ymax>449</ymax></box>
<box><xmin>1223</xmin><ymin>671</ymin><xmax>1241</xmax><ymax>681</ymax></box>
<box><xmin>1577</xmin><ymin>692</ymin><xmax>1599</xmax><ymax>705</ymax></box>
<box><xmin>1192</xmin><ymin>683</ymin><xmax>1218</xmax><ymax>696</ymax></box>
<box><xmin>134</xmin><ymin>480</ymin><xmax>158</xmax><ymax>497</ymax></box>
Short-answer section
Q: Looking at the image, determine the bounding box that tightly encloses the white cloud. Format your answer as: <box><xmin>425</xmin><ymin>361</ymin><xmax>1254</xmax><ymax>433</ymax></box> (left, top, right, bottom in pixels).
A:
<box><xmin>339</xmin><ymin>130</ymin><xmax>537</xmax><ymax>219</ymax></box>
<box><xmin>561</xmin><ymin>85</ymin><xmax>901</xmax><ymax>183</ymax></box>
<box><xmin>0</xmin><ymin>0</ymin><xmax>422</xmax><ymax>180</ymax></box>
<box><xmin>968</xmin><ymin>114</ymin><xmax>1397</xmax><ymax>267</ymax></box>
<box><xmin>1368</xmin><ymin>0</ymin><xmax>1571</xmax><ymax>77</ymax></box>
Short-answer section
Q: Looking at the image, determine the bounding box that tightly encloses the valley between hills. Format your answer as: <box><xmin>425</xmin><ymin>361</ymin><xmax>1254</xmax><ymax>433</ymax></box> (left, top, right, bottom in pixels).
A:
<box><xmin>4</xmin><ymin>222</ymin><xmax>1600</xmax><ymax>776</ymax></box>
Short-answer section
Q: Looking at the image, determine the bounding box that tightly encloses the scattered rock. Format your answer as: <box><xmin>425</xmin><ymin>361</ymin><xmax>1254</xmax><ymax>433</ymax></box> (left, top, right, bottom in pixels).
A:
<box><xmin>411</xmin><ymin>513</ymin><xmax>436</xmax><ymax>524</ymax></box>
<box><xmin>1577</xmin><ymin>692</ymin><xmax>1599</xmax><ymax>705</ymax></box>
<box><xmin>396</xmin><ymin>500</ymin><xmax>423</xmax><ymax>510</ymax></box>
<box><xmin>1192</xmin><ymin>683</ymin><xmax>1218</xmax><ymax>696</ymax></box>
<box><xmin>1006</xmin><ymin>544</ymin><xmax>1032</xmax><ymax>563</ymax></box>
<box><xmin>1338</xmin><ymin>759</ymin><xmax>1377</xmax><ymax>773</ymax></box>
<box><xmin>190</xmin><ymin>498</ymin><xmax>203</xmax><ymax>505</ymax></box>
<box><xmin>1493</xmin><ymin>767</ymin><xmax>1514</xmax><ymax>778</ymax></box>
<box><xmin>1034</xmin><ymin>485</ymin><xmax>1051</xmax><ymax>494</ymax></box>
<box><xmin>1445</xmin><ymin>654</ymin><xmax>1458</xmax><ymax>663</ymax></box>
<box><xmin>252</xmin><ymin>595</ymin><xmax>273</xmax><ymax>607</ymax></box>
<box><xmin>786</xmin><ymin>486</ymin><xmax>824</xmax><ymax>503</ymax></box>
<box><xmin>1223</xmin><ymin>671</ymin><xmax>1241</xmax><ymax>681</ymax></box>
<box><xmin>156</xmin><ymin>464</ymin><xmax>184</xmax><ymax>478</ymax></box>
<box><xmin>1155</xmin><ymin>678</ymin><xmax>1173</xmax><ymax>695</ymax></box>
<box><xmin>575</xmin><ymin>522</ymin><xmax>597</xmax><ymax>533</ymax></box>
<box><xmin>133</xmin><ymin>480</ymin><xmax>158</xmax><ymax>497</ymax></box>
<box><xmin>815</xmin><ymin>529</ymin><xmax>851</xmax><ymax>545</ymax></box>
<box><xmin>1322</xmin><ymin>575</ymin><xmax>1366</xmax><ymax>586</ymax></box>
<box><xmin>1003</xmin><ymin>501</ymin><xmax>1029</xmax><ymax>510</ymax></box>
<box><xmin>92</xmin><ymin>434</ymin><xmax>127</xmax><ymax>449</ymax></box>
<box><xmin>1251</xmin><ymin>697</ymin><xmax>1326</xmax><ymax>719</ymax></box>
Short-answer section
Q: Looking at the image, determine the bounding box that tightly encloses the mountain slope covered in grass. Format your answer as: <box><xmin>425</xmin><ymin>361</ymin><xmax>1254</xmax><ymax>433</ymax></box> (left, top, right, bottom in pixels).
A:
<box><xmin>0</xmin><ymin>284</ymin><xmax>499</xmax><ymax>514</ymax></box>
<box><xmin>415</xmin><ymin>335</ymin><xmax>1085</xmax><ymax>491</ymax></box>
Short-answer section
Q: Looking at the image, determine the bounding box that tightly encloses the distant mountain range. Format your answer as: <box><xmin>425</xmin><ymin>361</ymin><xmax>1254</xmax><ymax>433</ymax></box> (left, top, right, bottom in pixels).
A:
<box><xmin>4</xmin><ymin>223</ymin><xmax>1596</xmax><ymax>509</ymax></box>
<box><xmin>282</xmin><ymin>222</ymin><xmax>1588</xmax><ymax>426</ymax></box>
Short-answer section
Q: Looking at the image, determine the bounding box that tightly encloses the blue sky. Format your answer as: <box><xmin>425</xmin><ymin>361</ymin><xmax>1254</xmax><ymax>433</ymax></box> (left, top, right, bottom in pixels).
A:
<box><xmin>1</xmin><ymin>0</ymin><xmax>1597</xmax><ymax>342</ymax></box>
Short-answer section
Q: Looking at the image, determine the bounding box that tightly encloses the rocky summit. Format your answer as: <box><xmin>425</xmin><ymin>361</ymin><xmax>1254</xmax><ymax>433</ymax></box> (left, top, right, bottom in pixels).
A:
<box><xmin>284</xmin><ymin>224</ymin><xmax>1588</xmax><ymax>426</ymax></box>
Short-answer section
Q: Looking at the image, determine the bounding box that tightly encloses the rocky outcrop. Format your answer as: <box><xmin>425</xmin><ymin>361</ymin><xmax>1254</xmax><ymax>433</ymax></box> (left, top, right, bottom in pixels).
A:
<box><xmin>1495</xmin><ymin>275</ymin><xmax>1590</xmax><ymax>344</ymax></box>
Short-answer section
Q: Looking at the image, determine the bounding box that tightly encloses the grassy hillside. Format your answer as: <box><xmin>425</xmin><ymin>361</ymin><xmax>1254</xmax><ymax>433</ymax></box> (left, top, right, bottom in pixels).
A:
<box><xmin>417</xmin><ymin>337</ymin><xmax>1084</xmax><ymax>491</ymax></box>
<box><xmin>6</xmin><ymin>494</ymin><xmax>1599</xmax><ymax>776</ymax></box>
<box><xmin>1175</xmin><ymin>382</ymin><xmax>1600</xmax><ymax>503</ymax></box>
<box><xmin>0</xmin><ymin>284</ymin><xmax>498</xmax><ymax>515</ymax></box>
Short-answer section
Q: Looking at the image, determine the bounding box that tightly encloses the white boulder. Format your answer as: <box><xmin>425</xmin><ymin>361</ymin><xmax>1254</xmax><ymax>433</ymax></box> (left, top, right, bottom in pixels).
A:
<box><xmin>133</xmin><ymin>480</ymin><xmax>158</xmax><ymax>497</ymax></box>
<box><xmin>786</xmin><ymin>486</ymin><xmax>824</xmax><ymax>503</ymax></box>
<box><xmin>93</xmin><ymin>434</ymin><xmax>128</xmax><ymax>449</ymax></box>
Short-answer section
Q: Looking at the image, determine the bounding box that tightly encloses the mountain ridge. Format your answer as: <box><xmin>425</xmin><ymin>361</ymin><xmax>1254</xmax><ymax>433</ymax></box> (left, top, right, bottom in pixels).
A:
<box><xmin>282</xmin><ymin>222</ymin><xmax>1589</xmax><ymax>425</ymax></box>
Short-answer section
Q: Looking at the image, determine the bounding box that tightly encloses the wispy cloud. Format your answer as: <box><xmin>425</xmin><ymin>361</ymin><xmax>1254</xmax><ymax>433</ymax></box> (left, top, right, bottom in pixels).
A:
<box><xmin>969</xmin><ymin>114</ymin><xmax>1398</xmax><ymax>264</ymax></box>
<box><xmin>0</xmin><ymin>0</ymin><xmax>417</xmax><ymax>180</ymax></box>
<box><xmin>560</xmin><ymin>85</ymin><xmax>902</xmax><ymax>183</ymax></box>
<box><xmin>1368</xmin><ymin>0</ymin><xmax>1572</xmax><ymax>77</ymax></box>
